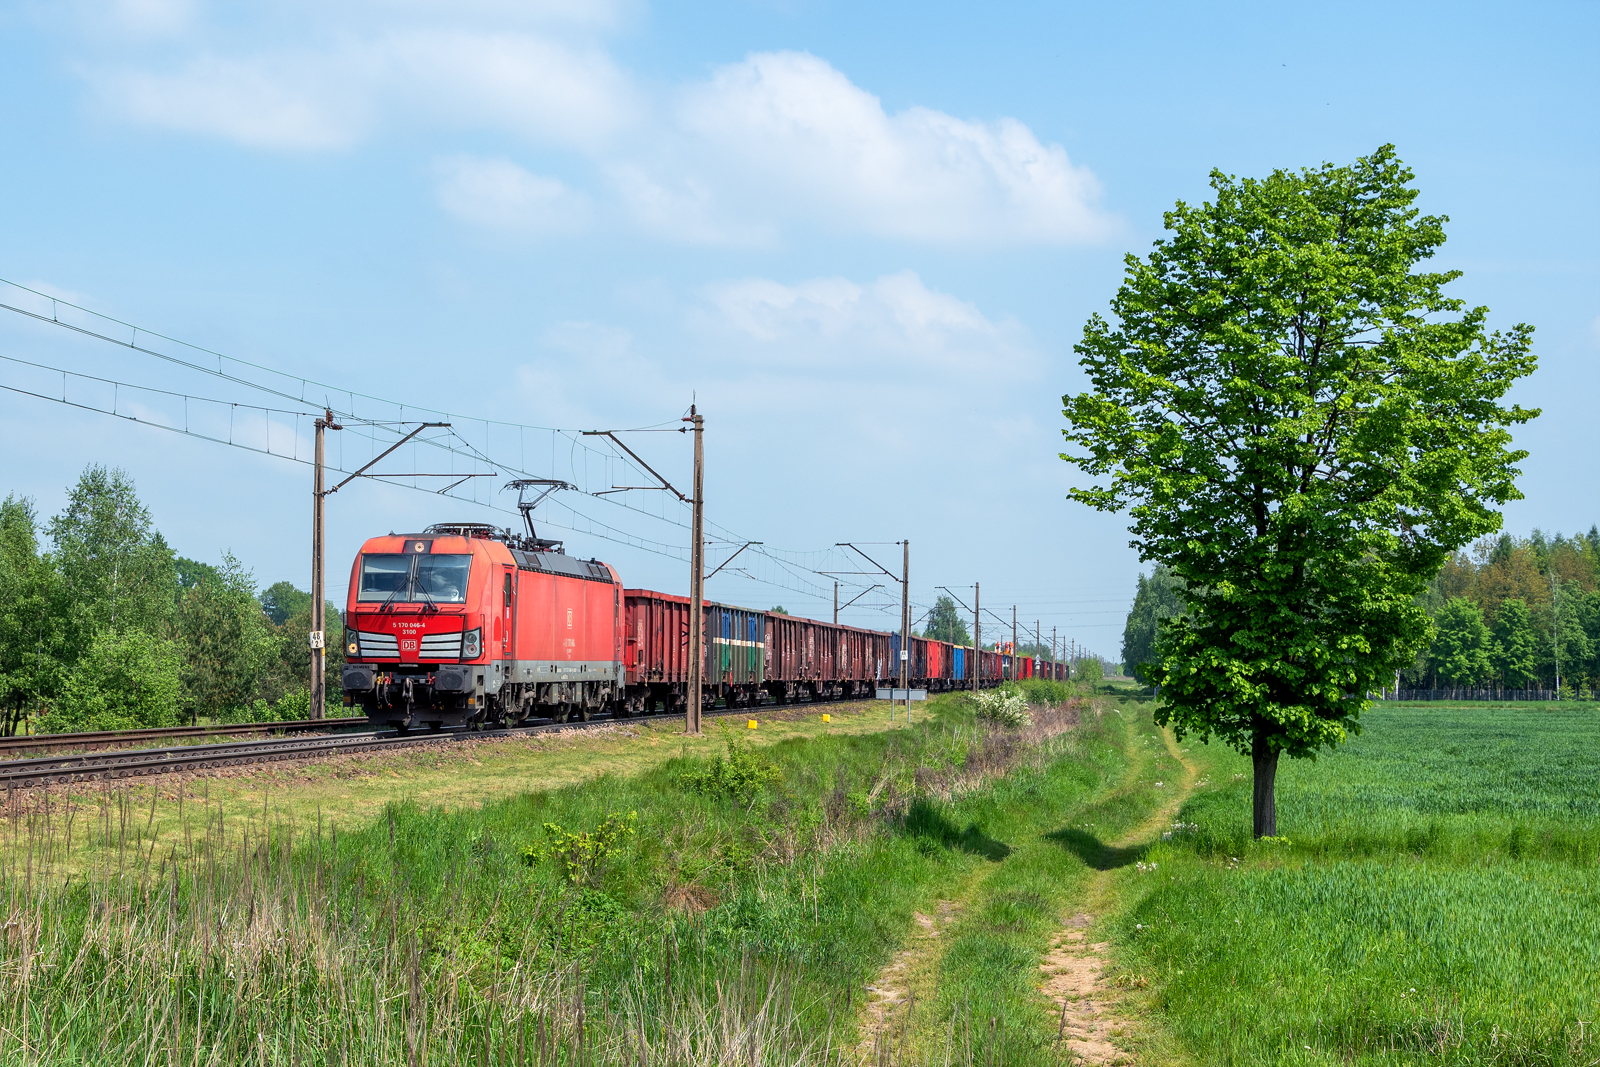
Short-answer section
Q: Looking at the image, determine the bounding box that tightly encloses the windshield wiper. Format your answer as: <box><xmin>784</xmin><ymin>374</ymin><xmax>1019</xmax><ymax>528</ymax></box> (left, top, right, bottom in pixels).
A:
<box><xmin>413</xmin><ymin>577</ymin><xmax>440</xmax><ymax>615</ymax></box>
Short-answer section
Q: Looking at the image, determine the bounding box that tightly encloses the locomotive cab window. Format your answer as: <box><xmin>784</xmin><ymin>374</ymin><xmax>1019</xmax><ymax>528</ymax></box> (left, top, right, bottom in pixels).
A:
<box><xmin>358</xmin><ymin>553</ymin><xmax>472</xmax><ymax>603</ymax></box>
<box><xmin>357</xmin><ymin>554</ymin><xmax>410</xmax><ymax>600</ymax></box>
<box><xmin>414</xmin><ymin>554</ymin><xmax>470</xmax><ymax>603</ymax></box>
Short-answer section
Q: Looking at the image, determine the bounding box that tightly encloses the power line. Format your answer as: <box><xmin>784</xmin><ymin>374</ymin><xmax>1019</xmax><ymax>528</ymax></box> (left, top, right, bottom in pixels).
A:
<box><xmin>2</xmin><ymin>280</ymin><xmax>1130</xmax><ymax>622</ymax></box>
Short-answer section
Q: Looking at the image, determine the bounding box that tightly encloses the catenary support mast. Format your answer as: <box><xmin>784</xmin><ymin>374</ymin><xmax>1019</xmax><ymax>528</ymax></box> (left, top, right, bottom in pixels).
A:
<box><xmin>686</xmin><ymin>405</ymin><xmax>705</xmax><ymax>735</ymax></box>
<box><xmin>310</xmin><ymin>410</ymin><xmax>341</xmax><ymax>720</ymax></box>
<box><xmin>900</xmin><ymin>540</ymin><xmax>910</xmax><ymax>703</ymax></box>
<box><xmin>973</xmin><ymin>583</ymin><xmax>981</xmax><ymax>692</ymax></box>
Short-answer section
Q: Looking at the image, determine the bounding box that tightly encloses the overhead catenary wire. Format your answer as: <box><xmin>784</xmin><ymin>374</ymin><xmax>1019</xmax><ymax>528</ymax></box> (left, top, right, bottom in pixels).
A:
<box><xmin>1</xmin><ymin>280</ymin><xmax>1124</xmax><ymax>641</ymax></box>
<box><xmin>2</xmin><ymin>283</ymin><xmax>944</xmax><ymax>591</ymax></box>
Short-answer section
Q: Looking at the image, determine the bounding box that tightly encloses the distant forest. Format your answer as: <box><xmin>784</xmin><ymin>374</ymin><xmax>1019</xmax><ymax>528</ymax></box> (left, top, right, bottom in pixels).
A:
<box><xmin>1122</xmin><ymin>527</ymin><xmax>1600</xmax><ymax>695</ymax></box>
<box><xmin>0</xmin><ymin>465</ymin><xmax>341</xmax><ymax>734</ymax></box>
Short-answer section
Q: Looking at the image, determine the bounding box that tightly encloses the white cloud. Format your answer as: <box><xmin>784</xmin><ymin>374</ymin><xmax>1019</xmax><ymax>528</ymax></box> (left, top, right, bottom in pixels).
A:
<box><xmin>101</xmin><ymin>52</ymin><xmax>367</xmax><ymax>150</ymax></box>
<box><xmin>604</xmin><ymin>164</ymin><xmax>774</xmax><ymax>246</ymax></box>
<box><xmin>80</xmin><ymin>22</ymin><xmax>1109</xmax><ymax>245</ymax></box>
<box><xmin>88</xmin><ymin>30</ymin><xmax>635</xmax><ymax>152</ymax></box>
<box><xmin>435</xmin><ymin>155</ymin><xmax>589</xmax><ymax>233</ymax></box>
<box><xmin>702</xmin><ymin>270</ymin><xmax>1029</xmax><ymax>370</ymax></box>
<box><xmin>103</xmin><ymin>0</ymin><xmax>198</xmax><ymax>37</ymax></box>
<box><xmin>672</xmin><ymin>52</ymin><xmax>1110</xmax><ymax>245</ymax></box>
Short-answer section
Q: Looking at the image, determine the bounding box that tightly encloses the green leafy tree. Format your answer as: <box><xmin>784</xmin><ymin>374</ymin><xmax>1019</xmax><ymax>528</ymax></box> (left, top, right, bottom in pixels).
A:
<box><xmin>0</xmin><ymin>496</ymin><xmax>71</xmax><ymax>733</ymax></box>
<box><xmin>1577</xmin><ymin>589</ymin><xmax>1600</xmax><ymax>686</ymax></box>
<box><xmin>1061</xmin><ymin>146</ymin><xmax>1536</xmax><ymax>837</ymax></box>
<box><xmin>176</xmin><ymin>556</ymin><xmax>222</xmax><ymax>591</ymax></box>
<box><xmin>1121</xmin><ymin>564</ymin><xmax>1187</xmax><ymax>685</ymax></box>
<box><xmin>258</xmin><ymin>600</ymin><xmax>345</xmax><ymax>706</ymax></box>
<box><xmin>1429</xmin><ymin>598</ymin><xmax>1492</xmax><ymax>686</ymax></box>
<box><xmin>1075</xmin><ymin>658</ymin><xmax>1103</xmax><ymax>691</ymax></box>
<box><xmin>47</xmin><ymin>465</ymin><xmax>175</xmax><ymax>636</ymax></box>
<box><xmin>260</xmin><ymin>581</ymin><xmax>312</xmax><ymax>626</ymax></box>
<box><xmin>1491</xmin><ymin>598</ymin><xmax>1537</xmax><ymax>688</ymax></box>
<box><xmin>769</xmin><ymin>606</ymin><xmax>789</xmax><ymax>616</ymax></box>
<box><xmin>40</xmin><ymin>628</ymin><xmax>184</xmax><ymax>732</ymax></box>
<box><xmin>923</xmin><ymin>595</ymin><xmax>972</xmax><ymax>646</ymax></box>
<box><xmin>1539</xmin><ymin>579</ymin><xmax>1592</xmax><ymax>692</ymax></box>
<box><xmin>175</xmin><ymin>553</ymin><xmax>273</xmax><ymax>721</ymax></box>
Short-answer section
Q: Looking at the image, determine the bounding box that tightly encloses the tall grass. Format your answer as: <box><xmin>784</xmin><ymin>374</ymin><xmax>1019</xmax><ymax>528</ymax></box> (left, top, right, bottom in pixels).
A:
<box><xmin>0</xmin><ymin>694</ymin><xmax>1110</xmax><ymax>1065</ymax></box>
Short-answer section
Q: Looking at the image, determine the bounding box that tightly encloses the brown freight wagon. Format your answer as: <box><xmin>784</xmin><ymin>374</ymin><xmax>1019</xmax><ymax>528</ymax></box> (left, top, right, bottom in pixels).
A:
<box><xmin>764</xmin><ymin>612</ymin><xmax>884</xmax><ymax>703</ymax></box>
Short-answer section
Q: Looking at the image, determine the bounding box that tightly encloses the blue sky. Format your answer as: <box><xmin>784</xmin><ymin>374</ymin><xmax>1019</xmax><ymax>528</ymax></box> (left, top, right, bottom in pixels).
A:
<box><xmin>2</xmin><ymin>1</ymin><xmax>1596</xmax><ymax>658</ymax></box>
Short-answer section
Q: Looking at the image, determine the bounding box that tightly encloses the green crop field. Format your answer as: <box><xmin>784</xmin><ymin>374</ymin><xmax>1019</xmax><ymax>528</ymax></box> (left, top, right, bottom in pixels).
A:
<box><xmin>1109</xmin><ymin>703</ymin><xmax>1600</xmax><ymax>1065</ymax></box>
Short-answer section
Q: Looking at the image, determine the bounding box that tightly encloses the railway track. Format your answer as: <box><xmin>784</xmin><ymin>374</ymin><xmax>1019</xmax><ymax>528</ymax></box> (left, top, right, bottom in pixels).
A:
<box><xmin>0</xmin><ymin>701</ymin><xmax>863</xmax><ymax>790</ymax></box>
<box><xmin>0</xmin><ymin>717</ymin><xmax>371</xmax><ymax>757</ymax></box>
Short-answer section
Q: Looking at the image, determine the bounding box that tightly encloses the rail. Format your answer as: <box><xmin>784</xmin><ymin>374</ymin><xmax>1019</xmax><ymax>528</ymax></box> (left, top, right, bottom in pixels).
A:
<box><xmin>0</xmin><ymin>717</ymin><xmax>370</xmax><ymax>756</ymax></box>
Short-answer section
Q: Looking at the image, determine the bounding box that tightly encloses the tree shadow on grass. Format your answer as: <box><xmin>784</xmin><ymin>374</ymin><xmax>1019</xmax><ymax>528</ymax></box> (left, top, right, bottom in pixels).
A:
<box><xmin>1046</xmin><ymin>827</ymin><xmax>1151</xmax><ymax>871</ymax></box>
<box><xmin>904</xmin><ymin>798</ymin><xmax>1013</xmax><ymax>861</ymax></box>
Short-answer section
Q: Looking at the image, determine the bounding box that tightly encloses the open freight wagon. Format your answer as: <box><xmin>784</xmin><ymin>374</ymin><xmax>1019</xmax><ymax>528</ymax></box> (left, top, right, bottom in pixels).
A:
<box><xmin>621</xmin><ymin>591</ymin><xmax>999</xmax><ymax>711</ymax></box>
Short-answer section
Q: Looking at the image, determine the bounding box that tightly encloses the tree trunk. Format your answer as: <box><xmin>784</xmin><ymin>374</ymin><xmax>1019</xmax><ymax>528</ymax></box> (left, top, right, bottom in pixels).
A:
<box><xmin>1252</xmin><ymin>737</ymin><xmax>1279</xmax><ymax>838</ymax></box>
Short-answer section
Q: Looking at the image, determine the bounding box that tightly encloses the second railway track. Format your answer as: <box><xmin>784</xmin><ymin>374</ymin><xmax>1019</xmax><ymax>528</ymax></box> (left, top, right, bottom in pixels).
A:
<box><xmin>0</xmin><ymin>701</ymin><xmax>857</xmax><ymax>790</ymax></box>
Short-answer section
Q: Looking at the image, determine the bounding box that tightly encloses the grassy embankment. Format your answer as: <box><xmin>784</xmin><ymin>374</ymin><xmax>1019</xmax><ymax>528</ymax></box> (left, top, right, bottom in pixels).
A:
<box><xmin>0</xmin><ymin>683</ymin><xmax>1172</xmax><ymax>1065</ymax></box>
<box><xmin>1091</xmin><ymin>694</ymin><xmax>1600</xmax><ymax>1065</ymax></box>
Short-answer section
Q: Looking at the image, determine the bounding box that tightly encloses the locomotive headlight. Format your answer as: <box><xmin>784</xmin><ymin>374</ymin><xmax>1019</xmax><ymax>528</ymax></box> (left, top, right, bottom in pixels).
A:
<box><xmin>345</xmin><ymin>628</ymin><xmax>359</xmax><ymax>656</ymax></box>
<box><xmin>462</xmin><ymin>628</ymin><xmax>482</xmax><ymax>659</ymax></box>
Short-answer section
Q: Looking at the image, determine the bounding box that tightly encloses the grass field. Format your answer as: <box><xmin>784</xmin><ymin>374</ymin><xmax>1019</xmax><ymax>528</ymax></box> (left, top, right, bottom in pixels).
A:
<box><xmin>0</xmin><ymin>685</ymin><xmax>1163</xmax><ymax>1066</ymax></box>
<box><xmin>1103</xmin><ymin>701</ymin><xmax>1600</xmax><ymax>1065</ymax></box>
<box><xmin>4</xmin><ymin>691</ymin><xmax>1592</xmax><ymax>1065</ymax></box>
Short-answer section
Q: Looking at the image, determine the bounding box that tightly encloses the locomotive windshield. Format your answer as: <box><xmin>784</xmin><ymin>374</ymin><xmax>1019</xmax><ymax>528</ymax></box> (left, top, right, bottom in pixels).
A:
<box><xmin>414</xmin><ymin>554</ymin><xmax>471</xmax><ymax>602</ymax></box>
<box><xmin>357</xmin><ymin>553</ymin><xmax>471</xmax><ymax>604</ymax></box>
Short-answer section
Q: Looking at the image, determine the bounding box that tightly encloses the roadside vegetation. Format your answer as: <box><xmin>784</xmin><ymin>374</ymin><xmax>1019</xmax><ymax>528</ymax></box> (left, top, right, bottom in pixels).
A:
<box><xmin>0</xmin><ymin>680</ymin><xmax>1143</xmax><ymax>1066</ymax></box>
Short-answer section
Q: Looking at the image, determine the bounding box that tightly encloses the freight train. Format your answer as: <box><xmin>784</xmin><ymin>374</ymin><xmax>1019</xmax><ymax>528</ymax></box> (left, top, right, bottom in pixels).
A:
<box><xmin>338</xmin><ymin>522</ymin><xmax>1064</xmax><ymax>732</ymax></box>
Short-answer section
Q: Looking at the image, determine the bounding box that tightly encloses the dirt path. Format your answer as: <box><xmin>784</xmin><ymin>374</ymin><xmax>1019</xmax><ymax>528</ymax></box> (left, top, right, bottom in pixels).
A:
<box><xmin>853</xmin><ymin>896</ymin><xmax>966</xmax><ymax>1064</ymax></box>
<box><xmin>1038</xmin><ymin>723</ymin><xmax>1198</xmax><ymax>1065</ymax></box>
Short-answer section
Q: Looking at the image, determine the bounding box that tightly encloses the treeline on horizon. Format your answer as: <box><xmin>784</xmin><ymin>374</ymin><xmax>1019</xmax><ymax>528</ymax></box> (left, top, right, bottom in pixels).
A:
<box><xmin>0</xmin><ymin>464</ymin><xmax>343</xmax><ymax>734</ymax></box>
<box><xmin>1121</xmin><ymin>526</ymin><xmax>1600</xmax><ymax>696</ymax></box>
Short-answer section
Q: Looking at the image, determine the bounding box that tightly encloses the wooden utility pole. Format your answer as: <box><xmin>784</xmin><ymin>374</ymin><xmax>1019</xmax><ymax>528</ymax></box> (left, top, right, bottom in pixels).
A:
<box><xmin>973</xmin><ymin>582</ymin><xmax>981</xmax><ymax>692</ymax></box>
<box><xmin>833</xmin><ymin>581</ymin><xmax>838</xmax><ymax>625</ymax></box>
<box><xmin>310</xmin><ymin>410</ymin><xmax>341</xmax><ymax>720</ymax></box>
<box><xmin>1052</xmin><ymin>626</ymin><xmax>1057</xmax><ymax>672</ymax></box>
<box><xmin>1011</xmin><ymin>605</ymin><xmax>1017</xmax><ymax>681</ymax></box>
<box><xmin>686</xmin><ymin>405</ymin><xmax>705</xmax><ymax>735</ymax></box>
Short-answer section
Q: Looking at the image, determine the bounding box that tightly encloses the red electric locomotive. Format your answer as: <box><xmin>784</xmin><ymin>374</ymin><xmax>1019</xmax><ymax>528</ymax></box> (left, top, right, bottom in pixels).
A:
<box><xmin>339</xmin><ymin>522</ymin><xmax>623</xmax><ymax>732</ymax></box>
